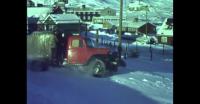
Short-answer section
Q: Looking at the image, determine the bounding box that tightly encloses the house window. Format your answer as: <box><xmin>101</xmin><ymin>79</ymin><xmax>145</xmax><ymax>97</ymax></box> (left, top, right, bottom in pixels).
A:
<box><xmin>45</xmin><ymin>25</ymin><xmax>48</xmax><ymax>31</ymax></box>
<box><xmin>43</xmin><ymin>25</ymin><xmax>46</xmax><ymax>31</ymax></box>
<box><xmin>76</xmin><ymin>12</ymin><xmax>79</xmax><ymax>15</ymax></box>
<box><xmin>161</xmin><ymin>36</ymin><xmax>168</xmax><ymax>43</ymax></box>
<box><xmin>83</xmin><ymin>16</ymin><xmax>86</xmax><ymax>20</ymax></box>
<box><xmin>88</xmin><ymin>16</ymin><xmax>90</xmax><ymax>21</ymax></box>
<box><xmin>72</xmin><ymin>39</ymin><xmax>83</xmax><ymax>48</ymax></box>
<box><xmin>49</xmin><ymin>25</ymin><xmax>54</xmax><ymax>31</ymax></box>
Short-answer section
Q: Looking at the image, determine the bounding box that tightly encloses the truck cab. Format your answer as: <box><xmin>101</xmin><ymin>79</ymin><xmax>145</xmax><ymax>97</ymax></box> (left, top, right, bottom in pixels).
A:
<box><xmin>66</xmin><ymin>35</ymin><xmax>110</xmax><ymax>64</ymax></box>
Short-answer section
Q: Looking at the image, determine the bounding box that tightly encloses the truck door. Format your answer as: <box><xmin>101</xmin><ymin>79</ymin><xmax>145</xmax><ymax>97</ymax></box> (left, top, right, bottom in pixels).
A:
<box><xmin>68</xmin><ymin>38</ymin><xmax>85</xmax><ymax>64</ymax></box>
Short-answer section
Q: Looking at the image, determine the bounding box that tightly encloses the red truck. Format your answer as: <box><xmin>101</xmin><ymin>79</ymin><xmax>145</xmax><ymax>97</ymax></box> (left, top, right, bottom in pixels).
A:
<box><xmin>27</xmin><ymin>31</ymin><xmax>118</xmax><ymax>77</ymax></box>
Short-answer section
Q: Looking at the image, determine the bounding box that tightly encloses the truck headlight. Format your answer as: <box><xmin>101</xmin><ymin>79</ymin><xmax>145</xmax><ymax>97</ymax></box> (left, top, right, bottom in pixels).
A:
<box><xmin>112</xmin><ymin>61</ymin><xmax>117</xmax><ymax>65</ymax></box>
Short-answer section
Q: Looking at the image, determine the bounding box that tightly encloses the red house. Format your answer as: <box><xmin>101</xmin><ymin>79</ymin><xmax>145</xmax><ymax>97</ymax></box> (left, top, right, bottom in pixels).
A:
<box><xmin>157</xmin><ymin>18</ymin><xmax>173</xmax><ymax>45</ymax></box>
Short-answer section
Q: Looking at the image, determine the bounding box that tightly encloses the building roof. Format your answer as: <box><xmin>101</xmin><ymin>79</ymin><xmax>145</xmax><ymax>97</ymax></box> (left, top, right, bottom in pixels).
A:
<box><xmin>101</xmin><ymin>7</ymin><xmax>116</xmax><ymax>11</ymax></box>
<box><xmin>27</xmin><ymin>7</ymin><xmax>51</xmax><ymax>17</ymax></box>
<box><xmin>108</xmin><ymin>21</ymin><xmax>147</xmax><ymax>28</ymax></box>
<box><xmin>157</xmin><ymin>18</ymin><xmax>173</xmax><ymax>36</ymax></box>
<box><xmin>124</xmin><ymin>21</ymin><xmax>147</xmax><ymax>28</ymax></box>
<box><xmin>66</xmin><ymin>4</ymin><xmax>95</xmax><ymax>12</ymax></box>
<box><xmin>31</xmin><ymin>0</ymin><xmax>58</xmax><ymax>5</ymax></box>
<box><xmin>40</xmin><ymin>14</ymin><xmax>81</xmax><ymax>24</ymax></box>
<box><xmin>89</xmin><ymin>24</ymin><xmax>103</xmax><ymax>30</ymax></box>
<box><xmin>93</xmin><ymin>16</ymin><xmax>126</xmax><ymax>20</ymax></box>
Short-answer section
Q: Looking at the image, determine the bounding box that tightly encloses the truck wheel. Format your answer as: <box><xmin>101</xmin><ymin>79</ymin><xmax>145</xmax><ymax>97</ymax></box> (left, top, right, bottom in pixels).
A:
<box><xmin>91</xmin><ymin>59</ymin><xmax>106</xmax><ymax>77</ymax></box>
<box><xmin>30</xmin><ymin>60</ymin><xmax>48</xmax><ymax>71</ymax></box>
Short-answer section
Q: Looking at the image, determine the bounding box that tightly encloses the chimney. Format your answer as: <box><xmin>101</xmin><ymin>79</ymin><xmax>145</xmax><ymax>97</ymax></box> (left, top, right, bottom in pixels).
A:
<box><xmin>134</xmin><ymin>17</ymin><xmax>138</xmax><ymax>22</ymax></box>
<box><xmin>64</xmin><ymin>0</ymin><xmax>68</xmax><ymax>4</ymax></box>
<box><xmin>82</xmin><ymin>5</ymin><xmax>86</xmax><ymax>9</ymax></box>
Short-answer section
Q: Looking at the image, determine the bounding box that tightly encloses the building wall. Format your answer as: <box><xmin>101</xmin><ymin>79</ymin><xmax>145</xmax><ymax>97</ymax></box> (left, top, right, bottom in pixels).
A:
<box><xmin>58</xmin><ymin>0</ymin><xmax>68</xmax><ymax>4</ymax></box>
<box><xmin>138</xmin><ymin>23</ymin><xmax>156</xmax><ymax>35</ymax></box>
<box><xmin>92</xmin><ymin>16</ymin><xmax>125</xmax><ymax>24</ymax></box>
<box><xmin>168</xmin><ymin>37</ymin><xmax>173</xmax><ymax>45</ymax></box>
<box><xmin>67</xmin><ymin>11</ymin><xmax>100</xmax><ymax>22</ymax></box>
<box><xmin>100</xmin><ymin>8</ymin><xmax>116</xmax><ymax>16</ymax></box>
<box><xmin>28</xmin><ymin>24</ymin><xmax>37</xmax><ymax>34</ymax></box>
<box><xmin>117</xmin><ymin>27</ymin><xmax>127</xmax><ymax>32</ymax></box>
<box><xmin>157</xmin><ymin>36</ymin><xmax>173</xmax><ymax>45</ymax></box>
<box><xmin>103</xmin><ymin>21</ymin><xmax>138</xmax><ymax>33</ymax></box>
<box><xmin>103</xmin><ymin>21</ymin><xmax>113</xmax><ymax>29</ymax></box>
<box><xmin>57</xmin><ymin>23</ymin><xmax>86</xmax><ymax>34</ymax></box>
<box><xmin>92</xmin><ymin>17</ymin><xmax>104</xmax><ymax>24</ymax></box>
<box><xmin>128</xmin><ymin>6</ymin><xmax>149</xmax><ymax>11</ymax></box>
<box><xmin>127</xmin><ymin>27</ymin><xmax>137</xmax><ymax>32</ymax></box>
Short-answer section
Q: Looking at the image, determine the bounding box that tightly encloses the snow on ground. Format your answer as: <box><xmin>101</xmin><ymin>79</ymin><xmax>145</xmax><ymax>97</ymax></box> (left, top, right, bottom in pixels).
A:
<box><xmin>27</xmin><ymin>31</ymin><xmax>173</xmax><ymax>104</ymax></box>
<box><xmin>109</xmin><ymin>45</ymin><xmax>173</xmax><ymax>104</ymax></box>
<box><xmin>27</xmin><ymin>68</ymin><xmax>160</xmax><ymax>104</ymax></box>
<box><xmin>110</xmin><ymin>71</ymin><xmax>172</xmax><ymax>104</ymax></box>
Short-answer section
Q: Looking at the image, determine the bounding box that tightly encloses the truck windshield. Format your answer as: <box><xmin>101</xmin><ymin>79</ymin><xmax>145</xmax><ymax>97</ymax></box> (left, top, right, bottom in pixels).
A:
<box><xmin>85</xmin><ymin>38</ymin><xmax>95</xmax><ymax>48</ymax></box>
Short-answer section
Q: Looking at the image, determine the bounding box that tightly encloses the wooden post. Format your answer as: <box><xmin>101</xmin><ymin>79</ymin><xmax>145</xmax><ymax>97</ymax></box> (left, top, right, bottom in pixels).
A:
<box><xmin>96</xmin><ymin>29</ymin><xmax>99</xmax><ymax>47</ymax></box>
<box><xmin>150</xmin><ymin>43</ymin><xmax>152</xmax><ymax>61</ymax></box>
<box><xmin>85</xmin><ymin>23</ymin><xmax>87</xmax><ymax>37</ymax></box>
<box><xmin>136</xmin><ymin>40</ymin><xmax>138</xmax><ymax>53</ymax></box>
<box><xmin>125</xmin><ymin>41</ymin><xmax>128</xmax><ymax>59</ymax></box>
<box><xmin>163</xmin><ymin>43</ymin><xmax>165</xmax><ymax>56</ymax></box>
<box><xmin>114</xmin><ymin>40</ymin><xmax>115</xmax><ymax>47</ymax></box>
<box><xmin>102</xmin><ymin>37</ymin><xmax>103</xmax><ymax>45</ymax></box>
<box><xmin>79</xmin><ymin>20</ymin><xmax>81</xmax><ymax>34</ymax></box>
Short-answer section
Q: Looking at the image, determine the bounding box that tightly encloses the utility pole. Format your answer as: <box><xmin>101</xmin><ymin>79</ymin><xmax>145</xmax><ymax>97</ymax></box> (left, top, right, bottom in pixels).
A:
<box><xmin>136</xmin><ymin>29</ymin><xmax>138</xmax><ymax>52</ymax></box>
<box><xmin>118</xmin><ymin>0</ymin><xmax>123</xmax><ymax>61</ymax></box>
<box><xmin>145</xmin><ymin>6</ymin><xmax>152</xmax><ymax>61</ymax></box>
<box><xmin>145</xmin><ymin>8</ymin><xmax>148</xmax><ymax>38</ymax></box>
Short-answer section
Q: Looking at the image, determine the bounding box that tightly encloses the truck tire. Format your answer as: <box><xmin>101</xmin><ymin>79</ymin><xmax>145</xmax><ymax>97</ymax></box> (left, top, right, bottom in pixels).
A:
<box><xmin>30</xmin><ymin>60</ymin><xmax>48</xmax><ymax>71</ymax></box>
<box><xmin>90</xmin><ymin>58</ymin><xmax>106</xmax><ymax>77</ymax></box>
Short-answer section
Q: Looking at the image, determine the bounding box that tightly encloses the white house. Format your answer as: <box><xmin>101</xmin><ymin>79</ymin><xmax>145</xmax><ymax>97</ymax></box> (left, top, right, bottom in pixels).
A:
<box><xmin>127</xmin><ymin>1</ymin><xmax>150</xmax><ymax>11</ymax></box>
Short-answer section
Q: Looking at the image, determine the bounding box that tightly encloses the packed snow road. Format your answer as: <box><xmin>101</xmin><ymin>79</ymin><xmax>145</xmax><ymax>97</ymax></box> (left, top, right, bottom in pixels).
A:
<box><xmin>27</xmin><ymin>61</ymin><xmax>172</xmax><ymax>104</ymax></box>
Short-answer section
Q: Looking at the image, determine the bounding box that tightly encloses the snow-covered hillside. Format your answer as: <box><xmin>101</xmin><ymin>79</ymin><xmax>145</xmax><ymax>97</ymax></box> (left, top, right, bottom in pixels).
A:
<box><xmin>31</xmin><ymin>0</ymin><xmax>172</xmax><ymax>19</ymax></box>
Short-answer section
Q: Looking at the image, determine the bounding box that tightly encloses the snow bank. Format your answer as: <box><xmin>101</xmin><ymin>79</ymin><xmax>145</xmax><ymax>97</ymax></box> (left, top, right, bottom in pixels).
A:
<box><xmin>110</xmin><ymin>71</ymin><xmax>173</xmax><ymax>104</ymax></box>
